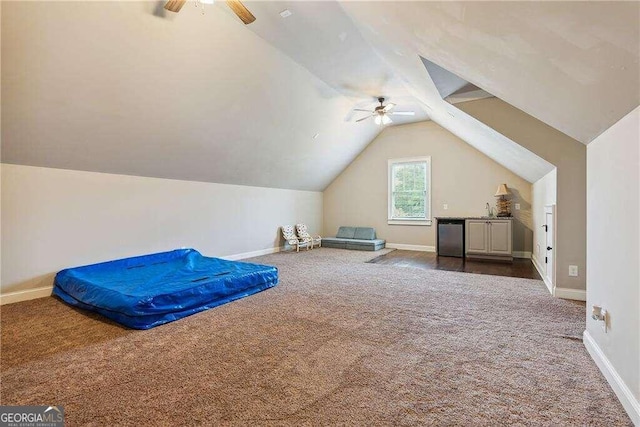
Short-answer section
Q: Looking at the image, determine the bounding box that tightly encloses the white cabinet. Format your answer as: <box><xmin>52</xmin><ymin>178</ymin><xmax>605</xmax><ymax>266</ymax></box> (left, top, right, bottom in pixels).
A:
<box><xmin>466</xmin><ymin>220</ymin><xmax>488</xmax><ymax>253</ymax></box>
<box><xmin>465</xmin><ymin>219</ymin><xmax>512</xmax><ymax>259</ymax></box>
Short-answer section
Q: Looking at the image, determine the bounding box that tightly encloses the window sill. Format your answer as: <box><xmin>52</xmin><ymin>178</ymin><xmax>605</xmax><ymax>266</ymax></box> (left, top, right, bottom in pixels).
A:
<box><xmin>387</xmin><ymin>219</ymin><xmax>432</xmax><ymax>226</ymax></box>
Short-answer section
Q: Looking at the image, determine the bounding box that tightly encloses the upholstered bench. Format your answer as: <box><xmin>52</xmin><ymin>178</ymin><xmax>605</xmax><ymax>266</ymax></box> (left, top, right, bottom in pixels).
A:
<box><xmin>321</xmin><ymin>226</ymin><xmax>386</xmax><ymax>251</ymax></box>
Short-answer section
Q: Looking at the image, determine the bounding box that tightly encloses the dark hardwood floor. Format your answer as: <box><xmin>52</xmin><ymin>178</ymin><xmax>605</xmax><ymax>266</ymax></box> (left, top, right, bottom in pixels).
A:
<box><xmin>368</xmin><ymin>250</ymin><xmax>542</xmax><ymax>280</ymax></box>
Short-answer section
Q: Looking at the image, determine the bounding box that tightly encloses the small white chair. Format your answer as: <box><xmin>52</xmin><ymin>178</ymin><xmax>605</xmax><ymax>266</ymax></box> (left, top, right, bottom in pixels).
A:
<box><xmin>282</xmin><ymin>225</ymin><xmax>310</xmax><ymax>252</ymax></box>
<box><xmin>296</xmin><ymin>224</ymin><xmax>322</xmax><ymax>249</ymax></box>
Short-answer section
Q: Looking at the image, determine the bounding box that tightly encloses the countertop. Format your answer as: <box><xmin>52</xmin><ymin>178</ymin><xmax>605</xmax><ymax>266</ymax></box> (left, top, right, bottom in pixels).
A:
<box><xmin>435</xmin><ymin>216</ymin><xmax>514</xmax><ymax>220</ymax></box>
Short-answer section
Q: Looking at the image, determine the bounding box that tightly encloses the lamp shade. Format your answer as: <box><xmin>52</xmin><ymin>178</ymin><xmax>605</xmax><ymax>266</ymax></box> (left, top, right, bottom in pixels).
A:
<box><xmin>494</xmin><ymin>184</ymin><xmax>509</xmax><ymax>197</ymax></box>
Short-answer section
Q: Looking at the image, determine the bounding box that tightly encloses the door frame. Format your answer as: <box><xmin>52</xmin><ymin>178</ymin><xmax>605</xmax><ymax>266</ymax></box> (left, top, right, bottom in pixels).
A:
<box><xmin>544</xmin><ymin>204</ymin><xmax>557</xmax><ymax>293</ymax></box>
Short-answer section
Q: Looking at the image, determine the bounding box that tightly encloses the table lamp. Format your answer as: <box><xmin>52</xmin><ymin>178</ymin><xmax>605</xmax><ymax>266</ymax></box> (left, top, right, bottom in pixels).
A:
<box><xmin>494</xmin><ymin>184</ymin><xmax>511</xmax><ymax>217</ymax></box>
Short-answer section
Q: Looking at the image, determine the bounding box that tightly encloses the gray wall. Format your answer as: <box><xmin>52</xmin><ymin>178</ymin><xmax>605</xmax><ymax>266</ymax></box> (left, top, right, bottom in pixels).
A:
<box><xmin>457</xmin><ymin>98</ymin><xmax>586</xmax><ymax>291</ymax></box>
<box><xmin>323</xmin><ymin>121</ymin><xmax>533</xmax><ymax>253</ymax></box>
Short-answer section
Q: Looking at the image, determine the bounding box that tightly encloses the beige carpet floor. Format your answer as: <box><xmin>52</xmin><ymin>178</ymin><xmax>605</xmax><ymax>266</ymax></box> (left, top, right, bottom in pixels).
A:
<box><xmin>1</xmin><ymin>248</ymin><xmax>631</xmax><ymax>426</ymax></box>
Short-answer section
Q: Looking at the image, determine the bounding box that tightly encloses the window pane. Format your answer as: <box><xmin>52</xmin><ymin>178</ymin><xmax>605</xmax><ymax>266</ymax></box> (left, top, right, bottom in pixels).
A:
<box><xmin>392</xmin><ymin>162</ymin><xmax>427</xmax><ymax>219</ymax></box>
<box><xmin>393</xmin><ymin>191</ymin><xmax>425</xmax><ymax>218</ymax></box>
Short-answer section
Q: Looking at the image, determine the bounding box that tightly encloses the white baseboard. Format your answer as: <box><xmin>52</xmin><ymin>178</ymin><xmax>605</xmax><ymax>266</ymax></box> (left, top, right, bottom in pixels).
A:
<box><xmin>532</xmin><ymin>254</ymin><xmax>553</xmax><ymax>295</ymax></box>
<box><xmin>0</xmin><ymin>286</ymin><xmax>53</xmax><ymax>305</ymax></box>
<box><xmin>221</xmin><ymin>246</ymin><xmax>284</xmax><ymax>261</ymax></box>
<box><xmin>386</xmin><ymin>243</ymin><xmax>435</xmax><ymax>252</ymax></box>
<box><xmin>554</xmin><ymin>287</ymin><xmax>587</xmax><ymax>301</ymax></box>
<box><xmin>583</xmin><ymin>330</ymin><xmax>640</xmax><ymax>425</ymax></box>
<box><xmin>513</xmin><ymin>251</ymin><xmax>532</xmax><ymax>259</ymax></box>
<box><xmin>531</xmin><ymin>255</ymin><xmax>585</xmax><ymax>301</ymax></box>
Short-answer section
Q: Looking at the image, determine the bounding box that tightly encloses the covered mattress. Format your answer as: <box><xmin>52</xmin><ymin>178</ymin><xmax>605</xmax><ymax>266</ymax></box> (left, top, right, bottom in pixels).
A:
<box><xmin>53</xmin><ymin>248</ymin><xmax>278</xmax><ymax>329</ymax></box>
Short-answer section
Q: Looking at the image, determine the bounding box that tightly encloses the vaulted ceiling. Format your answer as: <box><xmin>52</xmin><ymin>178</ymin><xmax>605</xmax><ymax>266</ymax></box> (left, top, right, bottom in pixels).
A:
<box><xmin>2</xmin><ymin>1</ymin><xmax>638</xmax><ymax>190</ymax></box>
<box><xmin>339</xmin><ymin>1</ymin><xmax>639</xmax><ymax>144</ymax></box>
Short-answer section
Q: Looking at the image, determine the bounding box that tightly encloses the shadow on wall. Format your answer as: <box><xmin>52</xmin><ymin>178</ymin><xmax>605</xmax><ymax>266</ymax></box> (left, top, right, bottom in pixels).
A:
<box><xmin>508</xmin><ymin>187</ymin><xmax>533</xmax><ymax>254</ymax></box>
<box><xmin>149</xmin><ymin>1</ymin><xmax>176</xmax><ymax>20</ymax></box>
<box><xmin>512</xmin><ymin>219</ymin><xmax>533</xmax><ymax>254</ymax></box>
<box><xmin>509</xmin><ymin>188</ymin><xmax>531</xmax><ymax>212</ymax></box>
<box><xmin>275</xmin><ymin>227</ymin><xmax>285</xmax><ymax>249</ymax></box>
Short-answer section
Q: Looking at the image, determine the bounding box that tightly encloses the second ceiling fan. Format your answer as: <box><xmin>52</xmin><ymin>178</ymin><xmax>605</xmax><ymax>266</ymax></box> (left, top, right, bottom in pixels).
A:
<box><xmin>355</xmin><ymin>98</ymin><xmax>415</xmax><ymax>125</ymax></box>
<box><xmin>164</xmin><ymin>0</ymin><xmax>256</xmax><ymax>24</ymax></box>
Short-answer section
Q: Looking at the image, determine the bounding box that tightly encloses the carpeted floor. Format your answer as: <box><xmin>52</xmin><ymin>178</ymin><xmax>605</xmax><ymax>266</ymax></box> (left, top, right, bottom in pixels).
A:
<box><xmin>1</xmin><ymin>248</ymin><xmax>631</xmax><ymax>425</ymax></box>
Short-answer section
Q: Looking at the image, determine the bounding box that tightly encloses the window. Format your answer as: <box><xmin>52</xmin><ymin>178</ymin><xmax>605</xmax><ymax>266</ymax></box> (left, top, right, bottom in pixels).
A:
<box><xmin>388</xmin><ymin>157</ymin><xmax>431</xmax><ymax>225</ymax></box>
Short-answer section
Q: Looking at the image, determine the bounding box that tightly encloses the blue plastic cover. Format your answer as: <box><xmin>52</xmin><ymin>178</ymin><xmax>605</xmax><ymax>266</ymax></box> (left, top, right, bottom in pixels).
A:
<box><xmin>52</xmin><ymin>249</ymin><xmax>278</xmax><ymax>329</ymax></box>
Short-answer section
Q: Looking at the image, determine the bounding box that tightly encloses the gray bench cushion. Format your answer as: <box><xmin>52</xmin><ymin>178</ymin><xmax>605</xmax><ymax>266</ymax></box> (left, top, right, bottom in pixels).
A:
<box><xmin>336</xmin><ymin>226</ymin><xmax>356</xmax><ymax>239</ymax></box>
<box><xmin>354</xmin><ymin>227</ymin><xmax>376</xmax><ymax>240</ymax></box>
<box><xmin>322</xmin><ymin>237</ymin><xmax>385</xmax><ymax>251</ymax></box>
<box><xmin>321</xmin><ymin>239</ymin><xmax>347</xmax><ymax>249</ymax></box>
<box><xmin>346</xmin><ymin>241</ymin><xmax>385</xmax><ymax>251</ymax></box>
<box><xmin>324</xmin><ymin>226</ymin><xmax>385</xmax><ymax>251</ymax></box>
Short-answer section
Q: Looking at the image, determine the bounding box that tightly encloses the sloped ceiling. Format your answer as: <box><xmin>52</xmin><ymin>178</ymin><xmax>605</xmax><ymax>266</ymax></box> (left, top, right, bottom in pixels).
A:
<box><xmin>339</xmin><ymin>1</ymin><xmax>640</xmax><ymax>144</ymax></box>
<box><xmin>2</xmin><ymin>1</ymin><xmax>638</xmax><ymax>191</ymax></box>
<box><xmin>2</xmin><ymin>1</ymin><xmax>419</xmax><ymax>192</ymax></box>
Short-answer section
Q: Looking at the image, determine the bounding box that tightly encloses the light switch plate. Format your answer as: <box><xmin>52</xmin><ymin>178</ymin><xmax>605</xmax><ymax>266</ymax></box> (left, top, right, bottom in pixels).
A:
<box><xmin>515</xmin><ymin>203</ymin><xmax>521</xmax><ymax>210</ymax></box>
<box><xmin>443</xmin><ymin>204</ymin><xmax>448</xmax><ymax>210</ymax></box>
<box><xmin>569</xmin><ymin>265</ymin><xmax>578</xmax><ymax>277</ymax></box>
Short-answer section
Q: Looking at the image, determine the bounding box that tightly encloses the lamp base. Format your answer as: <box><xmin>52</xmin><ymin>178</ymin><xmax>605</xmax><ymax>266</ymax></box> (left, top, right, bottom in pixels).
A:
<box><xmin>495</xmin><ymin>198</ymin><xmax>511</xmax><ymax>217</ymax></box>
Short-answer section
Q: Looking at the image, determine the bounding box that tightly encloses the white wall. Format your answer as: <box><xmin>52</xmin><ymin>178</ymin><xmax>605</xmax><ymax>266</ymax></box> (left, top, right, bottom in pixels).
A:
<box><xmin>584</xmin><ymin>106</ymin><xmax>639</xmax><ymax>424</ymax></box>
<box><xmin>1</xmin><ymin>164</ymin><xmax>322</xmax><ymax>297</ymax></box>
<box><xmin>531</xmin><ymin>168</ymin><xmax>557</xmax><ymax>286</ymax></box>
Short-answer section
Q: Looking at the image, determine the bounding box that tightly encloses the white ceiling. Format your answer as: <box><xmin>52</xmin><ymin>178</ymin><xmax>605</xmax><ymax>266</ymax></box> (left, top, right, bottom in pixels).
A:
<box><xmin>2</xmin><ymin>1</ymin><xmax>407</xmax><ymax>191</ymax></box>
<box><xmin>2</xmin><ymin>1</ymin><xmax>638</xmax><ymax>190</ymax></box>
<box><xmin>339</xmin><ymin>1</ymin><xmax>640</xmax><ymax>144</ymax></box>
<box><xmin>240</xmin><ymin>1</ymin><xmax>430</xmax><ymax>126</ymax></box>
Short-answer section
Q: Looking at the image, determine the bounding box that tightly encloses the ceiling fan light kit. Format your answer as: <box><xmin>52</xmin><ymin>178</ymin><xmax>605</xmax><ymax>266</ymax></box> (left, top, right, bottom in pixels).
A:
<box><xmin>355</xmin><ymin>97</ymin><xmax>415</xmax><ymax>126</ymax></box>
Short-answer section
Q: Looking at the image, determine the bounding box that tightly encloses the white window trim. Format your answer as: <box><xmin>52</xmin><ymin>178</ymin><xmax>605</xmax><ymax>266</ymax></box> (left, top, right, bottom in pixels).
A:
<box><xmin>387</xmin><ymin>156</ymin><xmax>432</xmax><ymax>226</ymax></box>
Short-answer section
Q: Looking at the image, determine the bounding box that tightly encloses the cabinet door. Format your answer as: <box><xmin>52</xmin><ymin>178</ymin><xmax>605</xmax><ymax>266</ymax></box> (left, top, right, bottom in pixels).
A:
<box><xmin>488</xmin><ymin>220</ymin><xmax>512</xmax><ymax>255</ymax></box>
<box><xmin>466</xmin><ymin>220</ymin><xmax>488</xmax><ymax>253</ymax></box>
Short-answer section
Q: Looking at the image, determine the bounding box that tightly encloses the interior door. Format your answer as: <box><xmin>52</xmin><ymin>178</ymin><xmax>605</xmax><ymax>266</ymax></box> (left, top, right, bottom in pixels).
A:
<box><xmin>544</xmin><ymin>206</ymin><xmax>555</xmax><ymax>286</ymax></box>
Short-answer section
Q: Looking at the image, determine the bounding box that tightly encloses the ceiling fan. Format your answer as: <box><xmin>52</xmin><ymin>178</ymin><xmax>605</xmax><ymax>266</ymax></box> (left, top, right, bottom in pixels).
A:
<box><xmin>354</xmin><ymin>97</ymin><xmax>415</xmax><ymax>125</ymax></box>
<box><xmin>164</xmin><ymin>0</ymin><xmax>256</xmax><ymax>24</ymax></box>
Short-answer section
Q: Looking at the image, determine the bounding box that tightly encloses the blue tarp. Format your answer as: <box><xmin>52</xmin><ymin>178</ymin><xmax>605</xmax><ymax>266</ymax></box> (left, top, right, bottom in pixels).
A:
<box><xmin>53</xmin><ymin>248</ymin><xmax>278</xmax><ymax>329</ymax></box>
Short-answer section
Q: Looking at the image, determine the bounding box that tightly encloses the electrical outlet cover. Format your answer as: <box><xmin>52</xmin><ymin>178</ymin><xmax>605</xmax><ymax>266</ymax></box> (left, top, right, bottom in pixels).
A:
<box><xmin>515</xmin><ymin>203</ymin><xmax>521</xmax><ymax>210</ymax></box>
<box><xmin>443</xmin><ymin>204</ymin><xmax>448</xmax><ymax>210</ymax></box>
<box><xmin>569</xmin><ymin>265</ymin><xmax>579</xmax><ymax>277</ymax></box>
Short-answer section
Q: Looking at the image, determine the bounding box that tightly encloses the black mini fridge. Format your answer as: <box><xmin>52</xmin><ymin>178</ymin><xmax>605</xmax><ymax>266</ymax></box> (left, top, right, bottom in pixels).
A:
<box><xmin>437</xmin><ymin>219</ymin><xmax>465</xmax><ymax>258</ymax></box>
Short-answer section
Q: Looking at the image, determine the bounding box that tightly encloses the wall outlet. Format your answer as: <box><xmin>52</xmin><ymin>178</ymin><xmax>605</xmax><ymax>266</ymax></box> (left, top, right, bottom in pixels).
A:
<box><xmin>443</xmin><ymin>204</ymin><xmax>448</xmax><ymax>210</ymax></box>
<box><xmin>569</xmin><ymin>265</ymin><xmax>578</xmax><ymax>277</ymax></box>
<box><xmin>592</xmin><ymin>305</ymin><xmax>608</xmax><ymax>332</ymax></box>
<box><xmin>515</xmin><ymin>203</ymin><xmax>521</xmax><ymax>210</ymax></box>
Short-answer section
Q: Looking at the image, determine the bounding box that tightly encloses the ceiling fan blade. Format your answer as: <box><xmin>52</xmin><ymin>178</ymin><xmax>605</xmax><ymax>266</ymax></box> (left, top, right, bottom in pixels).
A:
<box><xmin>226</xmin><ymin>0</ymin><xmax>256</xmax><ymax>24</ymax></box>
<box><xmin>382</xmin><ymin>103</ymin><xmax>396</xmax><ymax>113</ymax></box>
<box><xmin>356</xmin><ymin>115</ymin><xmax>374</xmax><ymax>123</ymax></box>
<box><xmin>164</xmin><ymin>0</ymin><xmax>187</xmax><ymax>13</ymax></box>
<box><xmin>390</xmin><ymin>111</ymin><xmax>416</xmax><ymax>116</ymax></box>
<box><xmin>382</xmin><ymin>114</ymin><xmax>393</xmax><ymax>125</ymax></box>
<box><xmin>353</xmin><ymin>109</ymin><xmax>373</xmax><ymax>112</ymax></box>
